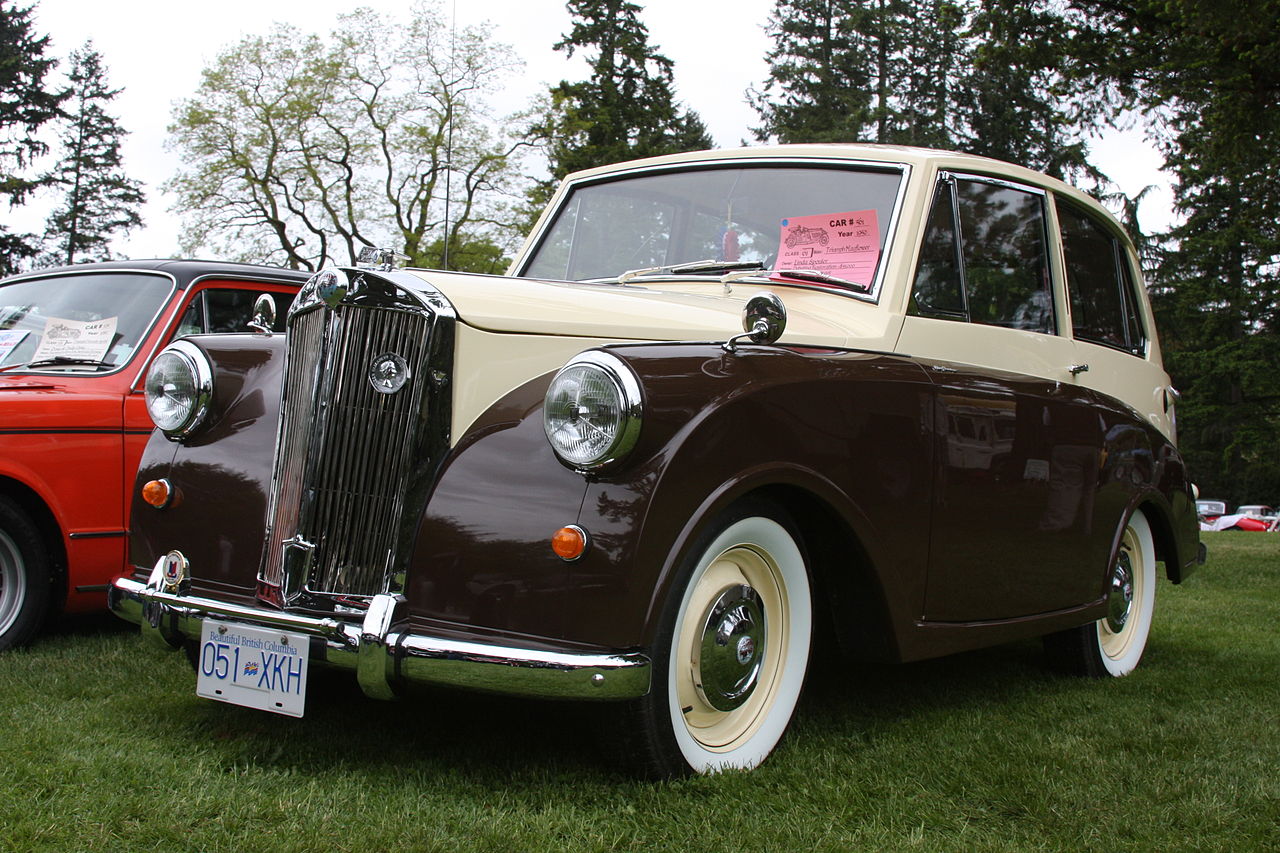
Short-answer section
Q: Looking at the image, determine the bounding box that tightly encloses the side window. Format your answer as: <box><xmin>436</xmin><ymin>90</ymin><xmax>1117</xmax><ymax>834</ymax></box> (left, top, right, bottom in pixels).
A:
<box><xmin>176</xmin><ymin>296</ymin><xmax>204</xmax><ymax>337</ymax></box>
<box><xmin>1058</xmin><ymin>202</ymin><xmax>1147</xmax><ymax>354</ymax></box>
<box><xmin>175</xmin><ymin>289</ymin><xmax>293</xmax><ymax>336</ymax></box>
<box><xmin>955</xmin><ymin>180</ymin><xmax>1053</xmax><ymax>333</ymax></box>
<box><xmin>910</xmin><ymin>175</ymin><xmax>1054</xmax><ymax>334</ymax></box>
<box><xmin>205</xmin><ymin>290</ymin><xmax>262</xmax><ymax>332</ymax></box>
<box><xmin>910</xmin><ymin>182</ymin><xmax>966</xmax><ymax>317</ymax></box>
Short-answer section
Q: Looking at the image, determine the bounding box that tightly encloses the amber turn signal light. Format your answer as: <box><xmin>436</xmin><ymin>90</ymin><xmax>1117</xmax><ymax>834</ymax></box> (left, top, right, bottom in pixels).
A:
<box><xmin>551</xmin><ymin>525</ymin><xmax>589</xmax><ymax>561</ymax></box>
<box><xmin>142</xmin><ymin>478</ymin><xmax>173</xmax><ymax>509</ymax></box>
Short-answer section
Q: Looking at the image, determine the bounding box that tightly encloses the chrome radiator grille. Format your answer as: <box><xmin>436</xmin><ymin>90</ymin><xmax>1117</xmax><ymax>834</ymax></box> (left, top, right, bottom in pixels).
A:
<box><xmin>260</xmin><ymin>282</ymin><xmax>446</xmax><ymax>604</ymax></box>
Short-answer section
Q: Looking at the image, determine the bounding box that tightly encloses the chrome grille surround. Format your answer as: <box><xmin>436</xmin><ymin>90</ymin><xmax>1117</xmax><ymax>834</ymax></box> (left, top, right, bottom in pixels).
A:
<box><xmin>258</xmin><ymin>268</ymin><xmax>455</xmax><ymax>609</ymax></box>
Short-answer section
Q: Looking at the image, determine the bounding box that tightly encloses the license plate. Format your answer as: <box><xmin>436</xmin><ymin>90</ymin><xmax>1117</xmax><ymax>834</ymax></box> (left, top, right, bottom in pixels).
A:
<box><xmin>195</xmin><ymin>620</ymin><xmax>309</xmax><ymax>717</ymax></box>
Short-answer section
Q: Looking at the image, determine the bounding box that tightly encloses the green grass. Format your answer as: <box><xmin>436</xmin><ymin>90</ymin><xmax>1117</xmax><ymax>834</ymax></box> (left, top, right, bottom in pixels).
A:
<box><xmin>3</xmin><ymin>532</ymin><xmax>1276</xmax><ymax>851</ymax></box>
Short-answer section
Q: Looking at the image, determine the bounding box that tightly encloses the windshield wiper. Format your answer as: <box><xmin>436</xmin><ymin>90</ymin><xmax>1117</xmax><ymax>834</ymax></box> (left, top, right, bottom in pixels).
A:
<box><xmin>8</xmin><ymin>356</ymin><xmax>115</xmax><ymax>372</ymax></box>
<box><xmin>617</xmin><ymin>259</ymin><xmax>766</xmax><ymax>284</ymax></box>
<box><xmin>771</xmin><ymin>268</ymin><xmax>871</xmax><ymax>293</ymax></box>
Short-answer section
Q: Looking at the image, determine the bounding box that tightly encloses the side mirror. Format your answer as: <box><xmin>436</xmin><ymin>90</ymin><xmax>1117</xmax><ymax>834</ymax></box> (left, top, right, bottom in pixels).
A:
<box><xmin>724</xmin><ymin>292</ymin><xmax>787</xmax><ymax>352</ymax></box>
<box><xmin>247</xmin><ymin>294</ymin><xmax>277</xmax><ymax>335</ymax></box>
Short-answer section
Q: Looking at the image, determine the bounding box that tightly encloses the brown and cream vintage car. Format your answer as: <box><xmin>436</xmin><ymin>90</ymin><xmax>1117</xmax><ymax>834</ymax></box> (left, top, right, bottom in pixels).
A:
<box><xmin>111</xmin><ymin>145</ymin><xmax>1202</xmax><ymax>777</ymax></box>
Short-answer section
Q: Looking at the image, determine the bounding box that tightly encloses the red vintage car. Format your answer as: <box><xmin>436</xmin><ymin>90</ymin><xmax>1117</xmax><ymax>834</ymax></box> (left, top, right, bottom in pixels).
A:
<box><xmin>0</xmin><ymin>260</ymin><xmax>307</xmax><ymax>649</ymax></box>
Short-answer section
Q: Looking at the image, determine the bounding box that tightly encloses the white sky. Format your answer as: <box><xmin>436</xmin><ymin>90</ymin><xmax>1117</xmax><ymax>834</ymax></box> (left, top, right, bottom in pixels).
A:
<box><xmin>12</xmin><ymin>0</ymin><xmax>1173</xmax><ymax>260</ymax></box>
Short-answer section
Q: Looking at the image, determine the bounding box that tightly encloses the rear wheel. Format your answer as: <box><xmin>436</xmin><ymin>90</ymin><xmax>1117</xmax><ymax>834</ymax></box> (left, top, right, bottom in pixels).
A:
<box><xmin>618</xmin><ymin>503</ymin><xmax>812</xmax><ymax>776</ymax></box>
<box><xmin>1045</xmin><ymin>509</ymin><xmax>1156</xmax><ymax>677</ymax></box>
<box><xmin>0</xmin><ymin>497</ymin><xmax>52</xmax><ymax>651</ymax></box>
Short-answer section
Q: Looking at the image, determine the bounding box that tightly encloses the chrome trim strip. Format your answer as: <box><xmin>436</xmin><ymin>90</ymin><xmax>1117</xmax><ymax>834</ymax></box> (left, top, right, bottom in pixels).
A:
<box><xmin>939</xmin><ymin>169</ymin><xmax>1049</xmax><ymax>197</ymax></box>
<box><xmin>109</xmin><ymin>575</ymin><xmax>651</xmax><ymax>702</ymax></box>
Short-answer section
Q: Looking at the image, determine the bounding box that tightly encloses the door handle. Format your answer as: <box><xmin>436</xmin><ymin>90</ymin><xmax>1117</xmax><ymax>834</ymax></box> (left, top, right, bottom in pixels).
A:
<box><xmin>1068</xmin><ymin>363</ymin><xmax>1089</xmax><ymax>375</ymax></box>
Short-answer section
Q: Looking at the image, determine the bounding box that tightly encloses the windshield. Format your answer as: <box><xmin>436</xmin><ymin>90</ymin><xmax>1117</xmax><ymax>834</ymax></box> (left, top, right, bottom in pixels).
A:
<box><xmin>521</xmin><ymin>163</ymin><xmax>904</xmax><ymax>291</ymax></box>
<box><xmin>0</xmin><ymin>272</ymin><xmax>173</xmax><ymax>372</ymax></box>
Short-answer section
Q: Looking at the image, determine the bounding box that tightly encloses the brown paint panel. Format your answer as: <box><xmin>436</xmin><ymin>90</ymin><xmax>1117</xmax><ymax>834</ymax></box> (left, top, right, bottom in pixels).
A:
<box><xmin>921</xmin><ymin>364</ymin><xmax>1182</xmax><ymax>623</ymax></box>
<box><xmin>563</xmin><ymin>344</ymin><xmax>938</xmax><ymax>651</ymax></box>
<box><xmin>404</xmin><ymin>373</ymin><xmax>586</xmax><ymax>640</ymax></box>
<box><xmin>127</xmin><ymin>336</ymin><xmax>287</xmax><ymax>589</ymax></box>
<box><xmin>127</xmin><ymin>332</ymin><xmax>1198</xmax><ymax>667</ymax></box>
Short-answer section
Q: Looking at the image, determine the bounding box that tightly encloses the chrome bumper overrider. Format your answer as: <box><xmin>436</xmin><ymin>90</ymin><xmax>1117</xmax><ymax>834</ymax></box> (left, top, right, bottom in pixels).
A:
<box><xmin>108</xmin><ymin>560</ymin><xmax>651</xmax><ymax>703</ymax></box>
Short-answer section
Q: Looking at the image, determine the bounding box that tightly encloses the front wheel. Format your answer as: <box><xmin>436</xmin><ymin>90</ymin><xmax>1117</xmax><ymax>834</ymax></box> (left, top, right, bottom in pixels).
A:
<box><xmin>0</xmin><ymin>496</ymin><xmax>52</xmax><ymax>651</ymax></box>
<box><xmin>619</xmin><ymin>505</ymin><xmax>812</xmax><ymax>777</ymax></box>
<box><xmin>1044</xmin><ymin>509</ymin><xmax>1156</xmax><ymax>677</ymax></box>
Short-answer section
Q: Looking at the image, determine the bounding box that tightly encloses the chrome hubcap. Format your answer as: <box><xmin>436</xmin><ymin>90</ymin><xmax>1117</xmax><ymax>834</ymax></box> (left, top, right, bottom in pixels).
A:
<box><xmin>696</xmin><ymin>584</ymin><xmax>766</xmax><ymax>712</ymax></box>
<box><xmin>1106</xmin><ymin>550</ymin><xmax>1134</xmax><ymax>633</ymax></box>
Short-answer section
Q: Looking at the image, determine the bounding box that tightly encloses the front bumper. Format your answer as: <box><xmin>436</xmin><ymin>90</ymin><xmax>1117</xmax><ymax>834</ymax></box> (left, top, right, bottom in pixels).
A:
<box><xmin>109</xmin><ymin>559</ymin><xmax>651</xmax><ymax>703</ymax></box>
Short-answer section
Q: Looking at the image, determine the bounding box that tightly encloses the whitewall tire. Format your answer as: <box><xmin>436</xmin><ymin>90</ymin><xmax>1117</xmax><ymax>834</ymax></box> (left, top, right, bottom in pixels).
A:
<box><xmin>619</xmin><ymin>504</ymin><xmax>812</xmax><ymax>776</ymax></box>
<box><xmin>1045</xmin><ymin>509</ymin><xmax>1156</xmax><ymax>678</ymax></box>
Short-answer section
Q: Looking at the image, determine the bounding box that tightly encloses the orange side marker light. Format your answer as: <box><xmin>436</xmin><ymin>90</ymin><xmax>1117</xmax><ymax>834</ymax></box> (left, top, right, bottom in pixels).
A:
<box><xmin>551</xmin><ymin>525</ymin><xmax>589</xmax><ymax>561</ymax></box>
<box><xmin>142</xmin><ymin>478</ymin><xmax>173</xmax><ymax>509</ymax></box>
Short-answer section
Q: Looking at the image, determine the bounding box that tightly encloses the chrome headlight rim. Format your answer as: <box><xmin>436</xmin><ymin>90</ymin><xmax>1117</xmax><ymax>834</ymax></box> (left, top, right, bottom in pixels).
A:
<box><xmin>543</xmin><ymin>350</ymin><xmax>643</xmax><ymax>472</ymax></box>
<box><xmin>145</xmin><ymin>339</ymin><xmax>214</xmax><ymax>440</ymax></box>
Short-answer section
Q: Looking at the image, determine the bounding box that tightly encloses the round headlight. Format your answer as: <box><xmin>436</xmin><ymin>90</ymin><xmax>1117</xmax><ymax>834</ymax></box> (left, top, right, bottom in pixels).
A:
<box><xmin>544</xmin><ymin>351</ymin><xmax>642</xmax><ymax>471</ymax></box>
<box><xmin>145</xmin><ymin>340</ymin><xmax>213</xmax><ymax>439</ymax></box>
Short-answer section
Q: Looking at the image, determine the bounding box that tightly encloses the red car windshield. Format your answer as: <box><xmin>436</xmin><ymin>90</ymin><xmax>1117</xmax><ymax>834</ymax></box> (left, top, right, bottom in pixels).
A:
<box><xmin>0</xmin><ymin>272</ymin><xmax>173</xmax><ymax>372</ymax></box>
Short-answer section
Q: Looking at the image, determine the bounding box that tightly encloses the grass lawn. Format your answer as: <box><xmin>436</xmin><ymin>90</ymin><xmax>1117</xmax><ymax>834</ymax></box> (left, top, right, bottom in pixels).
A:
<box><xmin>2</xmin><ymin>531</ymin><xmax>1275</xmax><ymax>851</ymax></box>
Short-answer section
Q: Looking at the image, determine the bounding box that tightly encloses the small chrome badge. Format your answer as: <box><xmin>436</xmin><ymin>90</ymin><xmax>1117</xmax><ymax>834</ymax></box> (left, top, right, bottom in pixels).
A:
<box><xmin>735</xmin><ymin>635</ymin><xmax>756</xmax><ymax>665</ymax></box>
<box><xmin>161</xmin><ymin>550</ymin><xmax>188</xmax><ymax>591</ymax></box>
<box><xmin>369</xmin><ymin>352</ymin><xmax>410</xmax><ymax>394</ymax></box>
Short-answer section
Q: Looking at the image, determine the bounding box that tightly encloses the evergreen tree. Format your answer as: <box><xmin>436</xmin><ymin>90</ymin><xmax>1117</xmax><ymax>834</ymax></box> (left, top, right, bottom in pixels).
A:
<box><xmin>958</xmin><ymin>0</ymin><xmax>1096</xmax><ymax>181</ymax></box>
<box><xmin>1073</xmin><ymin>0</ymin><xmax>1280</xmax><ymax>502</ymax></box>
<box><xmin>753</xmin><ymin>0</ymin><xmax>979</xmax><ymax>147</ymax></box>
<box><xmin>0</xmin><ymin>0</ymin><xmax>65</xmax><ymax>274</ymax></box>
<box><xmin>43</xmin><ymin>42</ymin><xmax>144</xmax><ymax>265</ymax></box>
<box><xmin>894</xmin><ymin>0</ymin><xmax>966</xmax><ymax>148</ymax></box>
<box><xmin>750</xmin><ymin>0</ymin><xmax>882</xmax><ymax>143</ymax></box>
<box><xmin>533</xmin><ymin>0</ymin><xmax>713</xmax><ymax>188</ymax></box>
<box><xmin>752</xmin><ymin>0</ymin><xmax>1096</xmax><ymax>173</ymax></box>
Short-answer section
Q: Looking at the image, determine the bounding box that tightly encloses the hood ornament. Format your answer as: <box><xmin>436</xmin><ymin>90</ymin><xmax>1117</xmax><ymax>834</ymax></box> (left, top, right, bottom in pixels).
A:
<box><xmin>357</xmin><ymin>247</ymin><xmax>410</xmax><ymax>272</ymax></box>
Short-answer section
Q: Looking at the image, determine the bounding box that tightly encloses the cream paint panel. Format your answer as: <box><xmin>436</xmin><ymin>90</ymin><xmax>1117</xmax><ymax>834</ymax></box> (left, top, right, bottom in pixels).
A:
<box><xmin>1072</xmin><ymin>341</ymin><xmax>1175</xmax><ymax>440</ymax></box>
<box><xmin>897</xmin><ymin>317</ymin><xmax>1176</xmax><ymax>441</ymax></box>
<box><xmin>655</xmin><ymin>281</ymin><xmax>901</xmax><ymax>349</ymax></box>
<box><xmin>896</xmin><ymin>315</ymin><xmax>1082</xmax><ymax>384</ymax></box>
<box><xmin>450</xmin><ymin>324</ymin><xmax>621</xmax><ymax>444</ymax></box>
<box><xmin>413</xmin><ymin>269</ymin><xmax>869</xmax><ymax>346</ymax></box>
<box><xmin>1042</xmin><ymin>193</ymin><xmax>1176</xmax><ymax>441</ymax></box>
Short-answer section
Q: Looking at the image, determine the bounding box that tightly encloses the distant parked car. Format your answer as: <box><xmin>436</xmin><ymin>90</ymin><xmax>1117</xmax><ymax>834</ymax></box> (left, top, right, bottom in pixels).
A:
<box><xmin>1195</xmin><ymin>500</ymin><xmax>1227</xmax><ymax>522</ymax></box>
<box><xmin>0</xmin><ymin>260</ymin><xmax>308</xmax><ymax>649</ymax></box>
<box><xmin>1235</xmin><ymin>505</ymin><xmax>1275</xmax><ymax>521</ymax></box>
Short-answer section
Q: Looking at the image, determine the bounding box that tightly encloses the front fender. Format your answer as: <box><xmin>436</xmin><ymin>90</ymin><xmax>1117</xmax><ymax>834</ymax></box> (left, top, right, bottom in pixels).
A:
<box><xmin>128</xmin><ymin>334</ymin><xmax>287</xmax><ymax>586</ymax></box>
<box><xmin>563</xmin><ymin>343</ymin><xmax>937</xmax><ymax>650</ymax></box>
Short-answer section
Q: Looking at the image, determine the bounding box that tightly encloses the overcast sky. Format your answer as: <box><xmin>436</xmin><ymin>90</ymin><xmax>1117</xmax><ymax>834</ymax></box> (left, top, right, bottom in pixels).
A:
<box><xmin>13</xmin><ymin>0</ymin><xmax>1172</xmax><ymax>260</ymax></box>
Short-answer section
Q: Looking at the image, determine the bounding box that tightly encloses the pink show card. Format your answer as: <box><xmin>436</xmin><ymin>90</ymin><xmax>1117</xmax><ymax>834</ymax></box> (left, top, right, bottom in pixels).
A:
<box><xmin>774</xmin><ymin>209</ymin><xmax>880</xmax><ymax>286</ymax></box>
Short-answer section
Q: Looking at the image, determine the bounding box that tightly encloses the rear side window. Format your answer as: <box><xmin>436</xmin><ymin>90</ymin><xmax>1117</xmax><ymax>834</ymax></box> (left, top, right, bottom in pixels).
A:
<box><xmin>1058</xmin><ymin>202</ymin><xmax>1146</xmax><ymax>354</ymax></box>
<box><xmin>910</xmin><ymin>174</ymin><xmax>1055</xmax><ymax>334</ymax></box>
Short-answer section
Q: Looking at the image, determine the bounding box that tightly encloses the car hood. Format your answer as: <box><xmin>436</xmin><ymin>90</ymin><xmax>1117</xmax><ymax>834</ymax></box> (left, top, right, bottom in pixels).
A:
<box><xmin>403</xmin><ymin>269</ymin><xmax>893</xmax><ymax>348</ymax></box>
